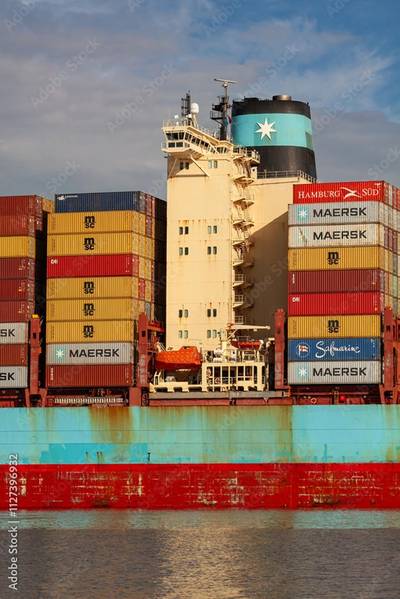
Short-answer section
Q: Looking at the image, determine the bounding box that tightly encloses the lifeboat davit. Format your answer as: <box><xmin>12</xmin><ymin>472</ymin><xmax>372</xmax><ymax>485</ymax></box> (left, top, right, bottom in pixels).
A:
<box><xmin>155</xmin><ymin>346</ymin><xmax>202</xmax><ymax>371</ymax></box>
<box><xmin>231</xmin><ymin>339</ymin><xmax>261</xmax><ymax>350</ymax></box>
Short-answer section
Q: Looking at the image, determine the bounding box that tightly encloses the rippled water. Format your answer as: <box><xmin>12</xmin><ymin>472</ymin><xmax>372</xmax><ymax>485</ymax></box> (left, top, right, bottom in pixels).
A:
<box><xmin>1</xmin><ymin>511</ymin><xmax>400</xmax><ymax>598</ymax></box>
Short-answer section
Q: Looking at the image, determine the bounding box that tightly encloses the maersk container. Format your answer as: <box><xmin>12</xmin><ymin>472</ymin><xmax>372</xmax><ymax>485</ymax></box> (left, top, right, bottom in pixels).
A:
<box><xmin>288</xmin><ymin>361</ymin><xmax>381</xmax><ymax>385</ymax></box>
<box><xmin>0</xmin><ymin>258</ymin><xmax>35</xmax><ymax>280</ymax></box>
<box><xmin>0</xmin><ymin>237</ymin><xmax>35</xmax><ymax>259</ymax></box>
<box><xmin>46</xmin><ymin>320</ymin><xmax>136</xmax><ymax>344</ymax></box>
<box><xmin>46</xmin><ymin>342</ymin><xmax>134</xmax><ymax>365</ymax></box>
<box><xmin>47</xmin><ymin>276</ymin><xmax>139</xmax><ymax>300</ymax></box>
<box><xmin>288</xmin><ymin>223</ymin><xmax>385</xmax><ymax>248</ymax></box>
<box><xmin>46</xmin><ymin>364</ymin><xmax>134</xmax><ymax>388</ymax></box>
<box><xmin>0</xmin><ymin>280</ymin><xmax>35</xmax><ymax>302</ymax></box>
<box><xmin>0</xmin><ymin>323</ymin><xmax>28</xmax><ymax>345</ymax></box>
<box><xmin>288</xmin><ymin>337</ymin><xmax>381</xmax><ymax>362</ymax></box>
<box><xmin>46</xmin><ymin>298</ymin><xmax>139</xmax><ymax>322</ymax></box>
<box><xmin>0</xmin><ymin>302</ymin><xmax>34</xmax><ymax>323</ymax></box>
<box><xmin>47</xmin><ymin>232</ymin><xmax>141</xmax><ymax>256</ymax></box>
<box><xmin>288</xmin><ymin>269</ymin><xmax>385</xmax><ymax>294</ymax></box>
<box><xmin>47</xmin><ymin>254</ymin><xmax>140</xmax><ymax>278</ymax></box>
<box><xmin>0</xmin><ymin>215</ymin><xmax>36</xmax><ymax>237</ymax></box>
<box><xmin>48</xmin><ymin>211</ymin><xmax>140</xmax><ymax>235</ymax></box>
<box><xmin>0</xmin><ymin>344</ymin><xmax>28</xmax><ymax>366</ymax></box>
<box><xmin>293</xmin><ymin>181</ymin><xmax>387</xmax><ymax>204</ymax></box>
<box><xmin>0</xmin><ymin>366</ymin><xmax>28</xmax><ymax>388</ymax></box>
<box><xmin>288</xmin><ymin>201</ymin><xmax>388</xmax><ymax>226</ymax></box>
<box><xmin>288</xmin><ymin>315</ymin><xmax>381</xmax><ymax>339</ymax></box>
<box><xmin>288</xmin><ymin>246</ymin><xmax>388</xmax><ymax>271</ymax></box>
<box><xmin>288</xmin><ymin>292</ymin><xmax>383</xmax><ymax>316</ymax></box>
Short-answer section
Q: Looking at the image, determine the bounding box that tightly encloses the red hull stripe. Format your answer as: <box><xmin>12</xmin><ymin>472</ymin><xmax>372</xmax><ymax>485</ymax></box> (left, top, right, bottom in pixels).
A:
<box><xmin>2</xmin><ymin>463</ymin><xmax>400</xmax><ymax>510</ymax></box>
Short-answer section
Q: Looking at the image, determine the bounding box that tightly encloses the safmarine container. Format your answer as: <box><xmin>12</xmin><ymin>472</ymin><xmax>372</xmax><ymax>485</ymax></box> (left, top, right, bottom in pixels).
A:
<box><xmin>47</xmin><ymin>233</ymin><xmax>139</xmax><ymax>256</ymax></box>
<box><xmin>46</xmin><ymin>364</ymin><xmax>134</xmax><ymax>387</ymax></box>
<box><xmin>0</xmin><ymin>215</ymin><xmax>36</xmax><ymax>237</ymax></box>
<box><xmin>48</xmin><ymin>211</ymin><xmax>140</xmax><ymax>235</ymax></box>
<box><xmin>47</xmin><ymin>276</ymin><xmax>139</xmax><ymax>300</ymax></box>
<box><xmin>0</xmin><ymin>258</ymin><xmax>35</xmax><ymax>280</ymax></box>
<box><xmin>288</xmin><ymin>246</ymin><xmax>387</xmax><ymax>271</ymax></box>
<box><xmin>46</xmin><ymin>343</ymin><xmax>134</xmax><ymax>365</ymax></box>
<box><xmin>288</xmin><ymin>315</ymin><xmax>381</xmax><ymax>339</ymax></box>
<box><xmin>288</xmin><ymin>292</ymin><xmax>383</xmax><ymax>316</ymax></box>
<box><xmin>0</xmin><ymin>345</ymin><xmax>28</xmax><ymax>366</ymax></box>
<box><xmin>46</xmin><ymin>320</ymin><xmax>136</xmax><ymax>343</ymax></box>
<box><xmin>0</xmin><ymin>237</ymin><xmax>35</xmax><ymax>258</ymax></box>
<box><xmin>0</xmin><ymin>366</ymin><xmax>28</xmax><ymax>388</ymax></box>
<box><xmin>54</xmin><ymin>191</ymin><xmax>148</xmax><ymax>213</ymax></box>
<box><xmin>47</xmin><ymin>254</ymin><xmax>139</xmax><ymax>278</ymax></box>
<box><xmin>0</xmin><ymin>323</ymin><xmax>29</xmax><ymax>344</ymax></box>
<box><xmin>288</xmin><ymin>361</ymin><xmax>381</xmax><ymax>385</ymax></box>
<box><xmin>288</xmin><ymin>269</ymin><xmax>385</xmax><ymax>294</ymax></box>
<box><xmin>0</xmin><ymin>302</ymin><xmax>34</xmax><ymax>322</ymax></box>
<box><xmin>288</xmin><ymin>337</ymin><xmax>381</xmax><ymax>362</ymax></box>
<box><xmin>46</xmin><ymin>298</ymin><xmax>139</xmax><ymax>322</ymax></box>
<box><xmin>293</xmin><ymin>181</ymin><xmax>386</xmax><ymax>204</ymax></box>
<box><xmin>0</xmin><ymin>280</ymin><xmax>35</xmax><ymax>302</ymax></box>
<box><xmin>288</xmin><ymin>223</ymin><xmax>384</xmax><ymax>248</ymax></box>
<box><xmin>288</xmin><ymin>201</ymin><xmax>386</xmax><ymax>226</ymax></box>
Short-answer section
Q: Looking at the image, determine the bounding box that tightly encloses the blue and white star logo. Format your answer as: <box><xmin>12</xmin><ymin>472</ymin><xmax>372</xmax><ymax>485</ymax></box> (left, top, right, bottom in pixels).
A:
<box><xmin>256</xmin><ymin>118</ymin><xmax>277</xmax><ymax>140</ymax></box>
<box><xmin>56</xmin><ymin>348</ymin><xmax>65</xmax><ymax>361</ymax></box>
<box><xmin>297</xmin><ymin>208</ymin><xmax>308</xmax><ymax>220</ymax></box>
<box><xmin>298</xmin><ymin>367</ymin><xmax>308</xmax><ymax>378</ymax></box>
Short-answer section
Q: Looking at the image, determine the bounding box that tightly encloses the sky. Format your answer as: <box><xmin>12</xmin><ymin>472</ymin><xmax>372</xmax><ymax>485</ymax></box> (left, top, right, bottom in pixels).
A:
<box><xmin>0</xmin><ymin>0</ymin><xmax>399</xmax><ymax>198</ymax></box>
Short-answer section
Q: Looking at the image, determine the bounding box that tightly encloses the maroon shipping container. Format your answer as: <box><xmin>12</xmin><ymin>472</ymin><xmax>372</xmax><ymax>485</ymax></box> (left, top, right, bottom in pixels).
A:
<box><xmin>0</xmin><ymin>280</ymin><xmax>35</xmax><ymax>301</ymax></box>
<box><xmin>293</xmin><ymin>181</ymin><xmax>386</xmax><ymax>204</ymax></box>
<box><xmin>46</xmin><ymin>364</ymin><xmax>134</xmax><ymax>388</ymax></box>
<box><xmin>0</xmin><ymin>258</ymin><xmax>36</xmax><ymax>280</ymax></box>
<box><xmin>0</xmin><ymin>301</ymin><xmax>34</xmax><ymax>322</ymax></box>
<box><xmin>47</xmin><ymin>254</ymin><xmax>140</xmax><ymax>278</ymax></box>
<box><xmin>0</xmin><ymin>195</ymin><xmax>42</xmax><ymax>215</ymax></box>
<box><xmin>0</xmin><ymin>344</ymin><xmax>28</xmax><ymax>366</ymax></box>
<box><xmin>288</xmin><ymin>269</ymin><xmax>385</xmax><ymax>294</ymax></box>
<box><xmin>288</xmin><ymin>291</ymin><xmax>384</xmax><ymax>316</ymax></box>
<box><xmin>0</xmin><ymin>215</ymin><xmax>36</xmax><ymax>237</ymax></box>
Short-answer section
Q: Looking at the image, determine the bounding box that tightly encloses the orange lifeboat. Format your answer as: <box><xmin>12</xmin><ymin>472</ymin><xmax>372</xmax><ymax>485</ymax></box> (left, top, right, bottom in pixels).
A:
<box><xmin>155</xmin><ymin>346</ymin><xmax>202</xmax><ymax>371</ymax></box>
<box><xmin>231</xmin><ymin>339</ymin><xmax>261</xmax><ymax>350</ymax></box>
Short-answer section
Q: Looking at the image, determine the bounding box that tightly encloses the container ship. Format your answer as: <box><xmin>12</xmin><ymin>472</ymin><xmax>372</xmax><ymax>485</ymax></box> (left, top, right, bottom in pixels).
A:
<box><xmin>1</xmin><ymin>85</ymin><xmax>400</xmax><ymax>510</ymax></box>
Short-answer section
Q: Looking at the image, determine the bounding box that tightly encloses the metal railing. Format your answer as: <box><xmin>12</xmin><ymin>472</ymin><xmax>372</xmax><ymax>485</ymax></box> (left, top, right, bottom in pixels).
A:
<box><xmin>257</xmin><ymin>169</ymin><xmax>316</xmax><ymax>182</ymax></box>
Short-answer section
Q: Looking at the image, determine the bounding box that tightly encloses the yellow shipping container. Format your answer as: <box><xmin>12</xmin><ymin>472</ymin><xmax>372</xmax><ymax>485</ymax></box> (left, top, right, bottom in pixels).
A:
<box><xmin>145</xmin><ymin>282</ymin><xmax>152</xmax><ymax>303</ymax></box>
<box><xmin>47</xmin><ymin>276</ymin><xmax>139</xmax><ymax>299</ymax></box>
<box><xmin>288</xmin><ymin>315</ymin><xmax>381</xmax><ymax>339</ymax></box>
<box><xmin>47</xmin><ymin>232</ymin><xmax>139</xmax><ymax>256</ymax></box>
<box><xmin>46</xmin><ymin>320</ymin><xmax>136</xmax><ymax>343</ymax></box>
<box><xmin>288</xmin><ymin>246</ymin><xmax>389</xmax><ymax>272</ymax></box>
<box><xmin>144</xmin><ymin>236</ymin><xmax>155</xmax><ymax>260</ymax></box>
<box><xmin>139</xmin><ymin>258</ymin><xmax>152</xmax><ymax>280</ymax></box>
<box><xmin>47</xmin><ymin>298</ymin><xmax>139</xmax><ymax>321</ymax></box>
<box><xmin>48</xmin><ymin>211</ymin><xmax>139</xmax><ymax>235</ymax></box>
<box><xmin>137</xmin><ymin>213</ymin><xmax>146</xmax><ymax>235</ymax></box>
<box><xmin>0</xmin><ymin>236</ymin><xmax>35</xmax><ymax>258</ymax></box>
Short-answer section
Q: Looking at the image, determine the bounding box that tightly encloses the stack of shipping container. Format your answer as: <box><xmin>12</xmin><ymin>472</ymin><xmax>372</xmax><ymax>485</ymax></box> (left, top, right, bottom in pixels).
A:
<box><xmin>45</xmin><ymin>191</ymin><xmax>166</xmax><ymax>388</ymax></box>
<box><xmin>287</xmin><ymin>181</ymin><xmax>400</xmax><ymax>386</ymax></box>
<box><xmin>0</xmin><ymin>196</ymin><xmax>52</xmax><ymax>390</ymax></box>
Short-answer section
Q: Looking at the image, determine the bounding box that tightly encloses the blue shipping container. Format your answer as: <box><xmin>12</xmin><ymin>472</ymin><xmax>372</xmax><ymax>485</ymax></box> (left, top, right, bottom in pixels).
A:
<box><xmin>288</xmin><ymin>337</ymin><xmax>381</xmax><ymax>362</ymax></box>
<box><xmin>55</xmin><ymin>191</ymin><xmax>145</xmax><ymax>213</ymax></box>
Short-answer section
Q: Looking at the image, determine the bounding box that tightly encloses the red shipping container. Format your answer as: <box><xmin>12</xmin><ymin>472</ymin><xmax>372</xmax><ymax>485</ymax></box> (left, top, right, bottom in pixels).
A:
<box><xmin>0</xmin><ymin>344</ymin><xmax>28</xmax><ymax>366</ymax></box>
<box><xmin>288</xmin><ymin>269</ymin><xmax>385</xmax><ymax>294</ymax></box>
<box><xmin>0</xmin><ymin>280</ymin><xmax>35</xmax><ymax>302</ymax></box>
<box><xmin>288</xmin><ymin>292</ymin><xmax>384</xmax><ymax>316</ymax></box>
<box><xmin>138</xmin><ymin>278</ymin><xmax>146</xmax><ymax>300</ymax></box>
<box><xmin>47</xmin><ymin>254</ymin><xmax>140</xmax><ymax>278</ymax></box>
<box><xmin>0</xmin><ymin>215</ymin><xmax>36</xmax><ymax>237</ymax></box>
<box><xmin>0</xmin><ymin>195</ymin><xmax>42</xmax><ymax>215</ymax></box>
<box><xmin>0</xmin><ymin>301</ymin><xmax>34</xmax><ymax>322</ymax></box>
<box><xmin>294</xmin><ymin>181</ymin><xmax>386</xmax><ymax>204</ymax></box>
<box><xmin>46</xmin><ymin>364</ymin><xmax>133</xmax><ymax>388</ymax></box>
<box><xmin>0</xmin><ymin>258</ymin><xmax>35</xmax><ymax>280</ymax></box>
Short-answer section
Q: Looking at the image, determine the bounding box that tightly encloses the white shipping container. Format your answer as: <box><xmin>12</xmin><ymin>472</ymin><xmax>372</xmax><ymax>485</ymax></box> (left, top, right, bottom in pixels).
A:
<box><xmin>288</xmin><ymin>201</ymin><xmax>386</xmax><ymax>226</ymax></box>
<box><xmin>289</xmin><ymin>223</ymin><xmax>385</xmax><ymax>248</ymax></box>
<box><xmin>46</xmin><ymin>343</ymin><xmax>134</xmax><ymax>365</ymax></box>
<box><xmin>0</xmin><ymin>366</ymin><xmax>28</xmax><ymax>388</ymax></box>
<box><xmin>288</xmin><ymin>361</ymin><xmax>381</xmax><ymax>385</ymax></box>
<box><xmin>0</xmin><ymin>323</ymin><xmax>29</xmax><ymax>345</ymax></box>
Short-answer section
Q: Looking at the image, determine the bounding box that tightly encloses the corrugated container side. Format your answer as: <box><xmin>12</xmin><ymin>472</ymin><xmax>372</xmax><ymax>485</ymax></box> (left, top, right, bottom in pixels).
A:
<box><xmin>47</xmin><ymin>254</ymin><xmax>140</xmax><ymax>278</ymax></box>
<box><xmin>0</xmin><ymin>195</ymin><xmax>42</xmax><ymax>215</ymax></box>
<box><xmin>0</xmin><ymin>215</ymin><xmax>36</xmax><ymax>237</ymax></box>
<box><xmin>0</xmin><ymin>280</ymin><xmax>35</xmax><ymax>302</ymax></box>
<box><xmin>47</xmin><ymin>233</ymin><xmax>139</xmax><ymax>256</ymax></box>
<box><xmin>288</xmin><ymin>223</ymin><xmax>384</xmax><ymax>249</ymax></box>
<box><xmin>288</xmin><ymin>361</ymin><xmax>381</xmax><ymax>385</ymax></box>
<box><xmin>48</xmin><ymin>211</ymin><xmax>140</xmax><ymax>235</ymax></box>
<box><xmin>288</xmin><ymin>292</ymin><xmax>384</xmax><ymax>316</ymax></box>
<box><xmin>0</xmin><ymin>258</ymin><xmax>36</xmax><ymax>280</ymax></box>
<box><xmin>46</xmin><ymin>276</ymin><xmax>139</xmax><ymax>300</ymax></box>
<box><xmin>293</xmin><ymin>181</ymin><xmax>385</xmax><ymax>204</ymax></box>
<box><xmin>46</xmin><ymin>320</ymin><xmax>136</xmax><ymax>343</ymax></box>
<box><xmin>288</xmin><ymin>269</ymin><xmax>385</xmax><ymax>294</ymax></box>
<box><xmin>46</xmin><ymin>343</ymin><xmax>134</xmax><ymax>365</ymax></box>
<box><xmin>54</xmin><ymin>191</ymin><xmax>154</xmax><ymax>213</ymax></box>
<box><xmin>288</xmin><ymin>337</ymin><xmax>381</xmax><ymax>362</ymax></box>
<box><xmin>288</xmin><ymin>315</ymin><xmax>381</xmax><ymax>339</ymax></box>
<box><xmin>0</xmin><ymin>344</ymin><xmax>28</xmax><ymax>366</ymax></box>
<box><xmin>46</xmin><ymin>364</ymin><xmax>134</xmax><ymax>387</ymax></box>
<box><xmin>0</xmin><ymin>366</ymin><xmax>28</xmax><ymax>388</ymax></box>
<box><xmin>0</xmin><ymin>302</ymin><xmax>35</xmax><ymax>322</ymax></box>
<box><xmin>46</xmin><ymin>298</ymin><xmax>139</xmax><ymax>322</ymax></box>
<box><xmin>0</xmin><ymin>237</ymin><xmax>35</xmax><ymax>259</ymax></box>
<box><xmin>288</xmin><ymin>246</ymin><xmax>387</xmax><ymax>271</ymax></box>
<box><xmin>288</xmin><ymin>201</ymin><xmax>385</xmax><ymax>226</ymax></box>
<box><xmin>0</xmin><ymin>323</ymin><xmax>29</xmax><ymax>345</ymax></box>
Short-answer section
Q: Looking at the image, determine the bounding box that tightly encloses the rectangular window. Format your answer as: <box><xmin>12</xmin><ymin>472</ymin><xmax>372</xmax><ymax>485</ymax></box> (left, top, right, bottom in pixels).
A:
<box><xmin>179</xmin><ymin>226</ymin><xmax>183</xmax><ymax>235</ymax></box>
<box><xmin>178</xmin><ymin>330</ymin><xmax>183</xmax><ymax>339</ymax></box>
<box><xmin>207</xmin><ymin>330</ymin><xmax>211</xmax><ymax>339</ymax></box>
<box><xmin>213</xmin><ymin>225</ymin><xmax>218</xmax><ymax>234</ymax></box>
<box><xmin>184</xmin><ymin>247</ymin><xmax>189</xmax><ymax>255</ymax></box>
<box><xmin>207</xmin><ymin>246</ymin><xmax>212</xmax><ymax>255</ymax></box>
<box><xmin>183</xmin><ymin>330</ymin><xmax>188</xmax><ymax>339</ymax></box>
<box><xmin>213</xmin><ymin>160</ymin><xmax>218</xmax><ymax>168</ymax></box>
<box><xmin>213</xmin><ymin>309</ymin><xmax>217</xmax><ymax>317</ymax></box>
<box><xmin>213</xmin><ymin>246</ymin><xmax>217</xmax><ymax>255</ymax></box>
<box><xmin>184</xmin><ymin>309</ymin><xmax>189</xmax><ymax>318</ymax></box>
<box><xmin>207</xmin><ymin>309</ymin><xmax>211</xmax><ymax>317</ymax></box>
<box><xmin>179</xmin><ymin>247</ymin><xmax>183</xmax><ymax>256</ymax></box>
<box><xmin>180</xmin><ymin>161</ymin><xmax>189</xmax><ymax>170</ymax></box>
<box><xmin>213</xmin><ymin>330</ymin><xmax>218</xmax><ymax>338</ymax></box>
<box><xmin>178</xmin><ymin>309</ymin><xmax>183</xmax><ymax>318</ymax></box>
<box><xmin>207</xmin><ymin>225</ymin><xmax>212</xmax><ymax>234</ymax></box>
<box><xmin>184</xmin><ymin>226</ymin><xmax>189</xmax><ymax>234</ymax></box>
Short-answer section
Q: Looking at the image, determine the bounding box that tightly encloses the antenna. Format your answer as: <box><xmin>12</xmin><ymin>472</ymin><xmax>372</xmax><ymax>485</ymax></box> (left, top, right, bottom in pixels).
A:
<box><xmin>181</xmin><ymin>91</ymin><xmax>191</xmax><ymax>119</ymax></box>
<box><xmin>210</xmin><ymin>78</ymin><xmax>237</xmax><ymax>141</ymax></box>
